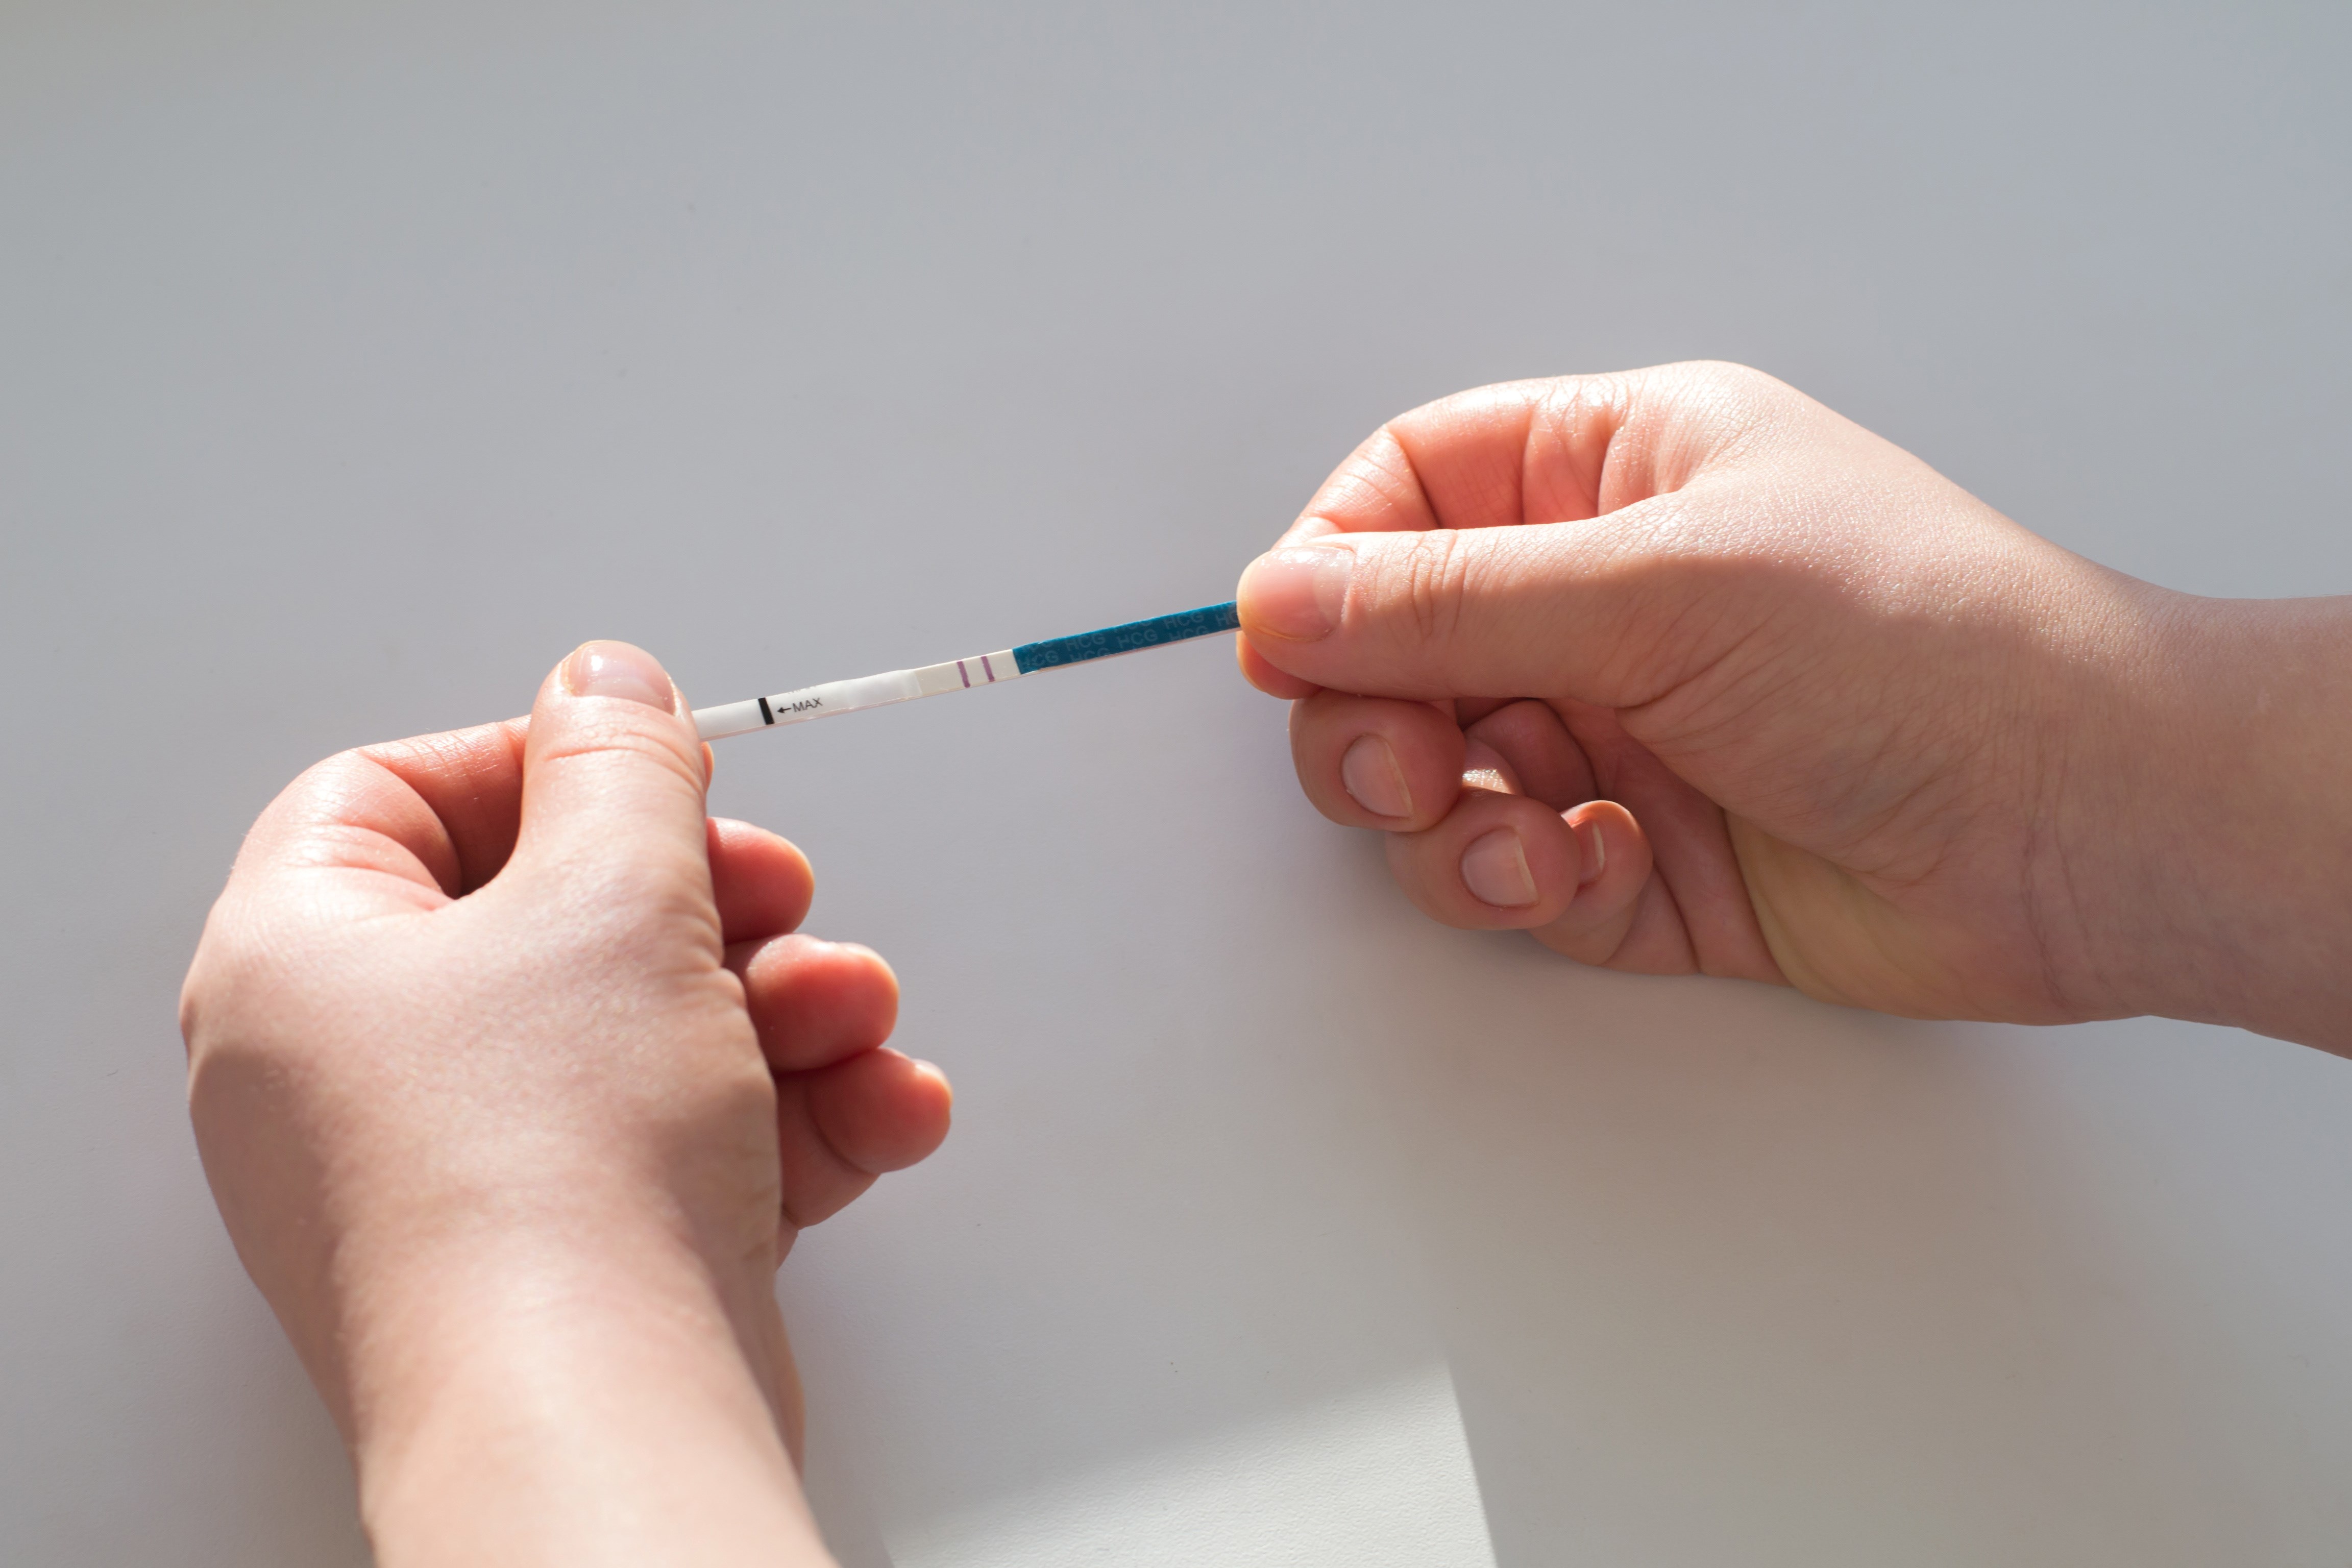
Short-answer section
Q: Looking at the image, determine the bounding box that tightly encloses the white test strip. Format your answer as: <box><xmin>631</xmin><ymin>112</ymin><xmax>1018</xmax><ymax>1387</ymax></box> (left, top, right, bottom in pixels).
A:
<box><xmin>691</xmin><ymin>601</ymin><xmax>1241</xmax><ymax>744</ymax></box>
<box><xmin>693</xmin><ymin>650</ymin><xmax>1022</xmax><ymax>741</ymax></box>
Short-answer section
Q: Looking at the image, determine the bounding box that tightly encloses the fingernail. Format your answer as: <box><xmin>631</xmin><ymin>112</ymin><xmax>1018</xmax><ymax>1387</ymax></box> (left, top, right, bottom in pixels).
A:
<box><xmin>563</xmin><ymin>641</ymin><xmax>676</xmax><ymax>710</ymax></box>
<box><xmin>1339</xmin><ymin>734</ymin><xmax>1413</xmax><ymax>819</ymax></box>
<box><xmin>1573</xmin><ymin>816</ymin><xmax>1607</xmax><ymax>882</ymax></box>
<box><xmin>1239</xmin><ymin>545</ymin><xmax>1354</xmax><ymax>641</ymax></box>
<box><xmin>1462</xmin><ymin>828</ymin><xmax>1537</xmax><ymax>907</ymax></box>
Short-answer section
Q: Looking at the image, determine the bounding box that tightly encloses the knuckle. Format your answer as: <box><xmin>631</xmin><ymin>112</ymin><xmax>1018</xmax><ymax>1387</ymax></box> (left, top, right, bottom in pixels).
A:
<box><xmin>535</xmin><ymin>723</ymin><xmax>701</xmax><ymax>787</ymax></box>
<box><xmin>1540</xmin><ymin>370</ymin><xmax>1629</xmax><ymax>423</ymax></box>
<box><xmin>177</xmin><ymin>913</ymin><xmax>287</xmax><ymax>1058</ymax></box>
<box><xmin>1676</xmin><ymin>359</ymin><xmax>1784</xmax><ymax>402</ymax></box>
<box><xmin>1387</xmin><ymin>528</ymin><xmax>1469</xmax><ymax>651</ymax></box>
<box><xmin>1680</xmin><ymin>360</ymin><xmax>1805</xmax><ymax>438</ymax></box>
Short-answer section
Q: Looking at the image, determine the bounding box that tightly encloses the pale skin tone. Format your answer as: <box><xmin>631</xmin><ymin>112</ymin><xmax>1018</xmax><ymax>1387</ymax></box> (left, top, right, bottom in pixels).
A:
<box><xmin>182</xmin><ymin>361</ymin><xmax>2352</xmax><ymax>1563</ymax></box>
<box><xmin>1236</xmin><ymin>361</ymin><xmax>2352</xmax><ymax>1052</ymax></box>
<box><xmin>183</xmin><ymin>643</ymin><xmax>950</xmax><ymax>1566</ymax></box>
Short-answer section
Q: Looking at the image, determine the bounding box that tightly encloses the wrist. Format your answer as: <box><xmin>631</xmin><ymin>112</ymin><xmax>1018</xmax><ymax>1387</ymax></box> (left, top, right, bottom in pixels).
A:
<box><xmin>341</xmin><ymin>1234</ymin><xmax>822</xmax><ymax>1567</ymax></box>
<box><xmin>2064</xmin><ymin>587</ymin><xmax>2352</xmax><ymax>1048</ymax></box>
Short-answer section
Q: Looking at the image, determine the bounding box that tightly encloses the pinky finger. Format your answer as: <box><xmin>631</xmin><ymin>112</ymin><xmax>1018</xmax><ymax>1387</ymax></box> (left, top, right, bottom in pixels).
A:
<box><xmin>1529</xmin><ymin>801</ymin><xmax>1669</xmax><ymax>968</ymax></box>
<box><xmin>774</xmin><ymin>1049</ymin><xmax>953</xmax><ymax>1232</ymax></box>
<box><xmin>808</xmin><ymin>1048</ymin><xmax>953</xmax><ymax>1179</ymax></box>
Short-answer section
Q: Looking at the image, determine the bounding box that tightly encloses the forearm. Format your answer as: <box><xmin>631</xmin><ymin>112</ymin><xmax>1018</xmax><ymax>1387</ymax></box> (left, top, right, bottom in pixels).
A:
<box><xmin>348</xmin><ymin>1245</ymin><xmax>829</xmax><ymax>1568</ymax></box>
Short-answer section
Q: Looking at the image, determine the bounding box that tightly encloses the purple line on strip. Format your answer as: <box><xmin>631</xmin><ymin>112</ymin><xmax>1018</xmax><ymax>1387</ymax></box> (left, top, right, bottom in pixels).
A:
<box><xmin>956</xmin><ymin>659</ymin><xmax>970</xmax><ymax>688</ymax></box>
<box><xmin>981</xmin><ymin>654</ymin><xmax>996</xmax><ymax>681</ymax></box>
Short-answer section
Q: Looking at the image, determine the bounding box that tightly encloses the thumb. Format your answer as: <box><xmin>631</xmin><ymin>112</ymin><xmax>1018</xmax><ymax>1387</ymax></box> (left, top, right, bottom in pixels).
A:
<box><xmin>1235</xmin><ymin>499</ymin><xmax>1754</xmax><ymax>707</ymax></box>
<box><xmin>511</xmin><ymin>641</ymin><xmax>713</xmax><ymax>898</ymax></box>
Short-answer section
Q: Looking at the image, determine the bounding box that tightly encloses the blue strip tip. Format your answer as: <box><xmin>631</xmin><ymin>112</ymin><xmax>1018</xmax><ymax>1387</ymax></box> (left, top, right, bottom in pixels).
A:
<box><xmin>1011</xmin><ymin>601</ymin><xmax>1241</xmax><ymax>674</ymax></box>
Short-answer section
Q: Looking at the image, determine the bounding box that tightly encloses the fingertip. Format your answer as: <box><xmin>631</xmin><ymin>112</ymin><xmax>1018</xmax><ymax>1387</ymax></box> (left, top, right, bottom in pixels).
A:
<box><xmin>1385</xmin><ymin>790</ymin><xmax>1582</xmax><ymax>929</ymax></box>
<box><xmin>904</xmin><ymin>1056</ymin><xmax>954</xmax><ymax>1140</ymax></box>
<box><xmin>811</xmin><ymin>1047</ymin><xmax>953</xmax><ymax>1174</ymax></box>
<box><xmin>1460</xmin><ymin>826</ymin><xmax>1542</xmax><ymax>909</ymax></box>
<box><xmin>1565</xmin><ymin>800</ymin><xmax>1644</xmax><ymax>894</ymax></box>
<box><xmin>708</xmin><ymin>819</ymin><xmax>816</xmax><ymax>942</ymax></box>
<box><xmin>1531</xmin><ymin>800</ymin><xmax>1657</xmax><ymax>966</ymax></box>
<box><xmin>516</xmin><ymin>641</ymin><xmax>708</xmax><ymax>878</ymax></box>
<box><xmin>1463</xmin><ymin>699</ymin><xmax>1596</xmax><ymax>811</ymax></box>
<box><xmin>1289</xmin><ymin>691</ymin><xmax>1466</xmax><ymax>831</ymax></box>
<box><xmin>736</xmin><ymin>932</ymin><xmax>901</xmax><ymax>1070</ymax></box>
<box><xmin>1571</xmin><ymin>811</ymin><xmax>1607</xmax><ymax>884</ymax></box>
<box><xmin>830</xmin><ymin>939</ymin><xmax>901</xmax><ymax>1010</ymax></box>
<box><xmin>1238</xmin><ymin>544</ymin><xmax>1352</xmax><ymax>644</ymax></box>
<box><xmin>558</xmin><ymin>641</ymin><xmax>680</xmax><ymax>714</ymax></box>
<box><xmin>1238</xmin><ymin>634</ymin><xmax>1321</xmax><ymax>699</ymax></box>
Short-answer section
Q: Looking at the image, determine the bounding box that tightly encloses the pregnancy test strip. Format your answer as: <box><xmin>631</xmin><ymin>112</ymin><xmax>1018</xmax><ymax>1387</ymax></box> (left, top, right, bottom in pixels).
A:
<box><xmin>692</xmin><ymin>601</ymin><xmax>1240</xmax><ymax>742</ymax></box>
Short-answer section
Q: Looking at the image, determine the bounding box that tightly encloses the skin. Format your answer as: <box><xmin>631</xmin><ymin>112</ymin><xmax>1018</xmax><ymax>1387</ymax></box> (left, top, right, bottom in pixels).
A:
<box><xmin>181</xmin><ymin>642</ymin><xmax>950</xmax><ymax>1567</ymax></box>
<box><xmin>1237</xmin><ymin>362</ymin><xmax>2352</xmax><ymax>1052</ymax></box>
<box><xmin>181</xmin><ymin>361</ymin><xmax>2351</xmax><ymax>1560</ymax></box>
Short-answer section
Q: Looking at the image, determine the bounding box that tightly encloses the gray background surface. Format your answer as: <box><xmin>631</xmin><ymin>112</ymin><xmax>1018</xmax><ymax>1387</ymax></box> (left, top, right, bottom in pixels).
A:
<box><xmin>6</xmin><ymin>2</ymin><xmax>2351</xmax><ymax>1563</ymax></box>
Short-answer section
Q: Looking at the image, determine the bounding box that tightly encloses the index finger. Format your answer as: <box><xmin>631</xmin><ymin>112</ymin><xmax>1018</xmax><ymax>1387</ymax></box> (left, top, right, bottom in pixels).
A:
<box><xmin>1274</xmin><ymin>362</ymin><xmax>1803</xmax><ymax>551</ymax></box>
<box><xmin>218</xmin><ymin>717</ymin><xmax>529</xmax><ymax>916</ymax></box>
<box><xmin>1275</xmin><ymin>374</ymin><xmax>1633</xmax><ymax>548</ymax></box>
<box><xmin>1244</xmin><ymin>375</ymin><xmax>1638</xmax><ymax>700</ymax></box>
<box><xmin>358</xmin><ymin>718</ymin><xmax>531</xmax><ymax>893</ymax></box>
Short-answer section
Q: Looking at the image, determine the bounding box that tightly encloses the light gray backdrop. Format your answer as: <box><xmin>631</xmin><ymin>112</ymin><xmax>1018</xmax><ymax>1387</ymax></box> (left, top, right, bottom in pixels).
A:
<box><xmin>5</xmin><ymin>3</ymin><xmax>2350</xmax><ymax>1564</ymax></box>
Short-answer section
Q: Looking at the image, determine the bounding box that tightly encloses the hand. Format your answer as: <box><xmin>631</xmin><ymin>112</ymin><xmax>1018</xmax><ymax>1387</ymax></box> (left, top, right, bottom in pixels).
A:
<box><xmin>1237</xmin><ymin>363</ymin><xmax>2352</xmax><ymax>1050</ymax></box>
<box><xmin>180</xmin><ymin>642</ymin><xmax>953</xmax><ymax>1566</ymax></box>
